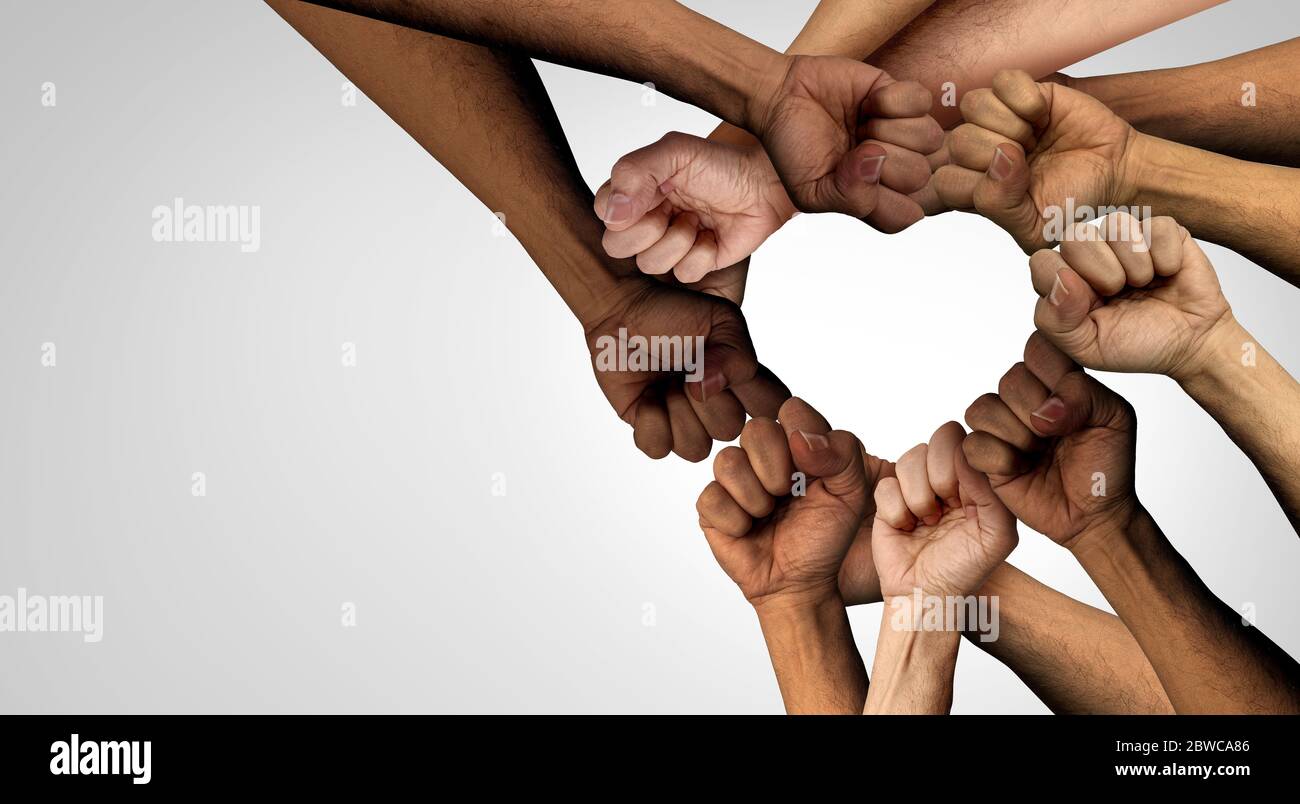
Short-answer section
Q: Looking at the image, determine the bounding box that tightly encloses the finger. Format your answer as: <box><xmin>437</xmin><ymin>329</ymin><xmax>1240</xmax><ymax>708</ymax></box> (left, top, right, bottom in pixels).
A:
<box><xmin>863</xmin><ymin>187</ymin><xmax>926</xmax><ymax>233</ymax></box>
<box><xmin>1099</xmin><ymin>211</ymin><xmax>1154</xmax><ymax>287</ymax></box>
<box><xmin>602</xmin><ymin>133</ymin><xmax>697</xmax><ymax>230</ymax></box>
<box><xmin>894</xmin><ymin>443</ymin><xmax>941</xmax><ymax>525</ymax></box>
<box><xmin>1145</xmin><ymin>215</ymin><xmax>1183</xmax><ymax>277</ymax></box>
<box><xmin>739</xmin><ymin>417</ymin><xmax>795</xmax><ymax>496</ymax></box>
<box><xmin>1029</xmin><ymin>248</ymin><xmax>1067</xmax><ymax>297</ymax></box>
<box><xmin>730</xmin><ymin>363</ymin><xmax>791</xmax><ymax>420</ymax></box>
<box><xmin>964</xmin><ymin>393</ymin><xmax>1041</xmax><ymax>453</ymax></box>
<box><xmin>776</xmin><ymin>396</ymin><xmax>832</xmax><ymax>436</ymax></box>
<box><xmin>666</xmin><ymin>386</ymin><xmax>712</xmax><ymax>462</ymax></box>
<box><xmin>636</xmin><ymin>212</ymin><xmax>701</xmax><ymax>275</ymax></box>
<box><xmin>1030</xmin><ymin>369</ymin><xmax>1133</xmax><ymax>439</ymax></box>
<box><xmin>990</xmin><ymin>69</ymin><xmax>1049</xmax><ymax>127</ymax></box>
<box><xmin>789</xmin><ymin>429</ymin><xmax>870</xmax><ymax>504</ymax></box>
<box><xmin>858</xmin><ymin>114</ymin><xmax>945</xmax><ymax>156</ymax></box>
<box><xmin>1032</xmin><ymin>266</ymin><xmax>1102</xmax><ymax>362</ymax></box>
<box><xmin>948</xmin><ymin>123</ymin><xmax>1018</xmax><ymax>172</ymax></box>
<box><xmin>997</xmin><ymin>362</ymin><xmax>1051</xmax><ymax>432</ymax></box>
<box><xmin>973</xmin><ymin>142</ymin><xmax>1043</xmax><ymax>253</ymax></box>
<box><xmin>873</xmin><ymin>476</ymin><xmax>915</xmax><ymax>531</ymax></box>
<box><xmin>863</xmin><ymin>79</ymin><xmax>933</xmax><ymax>119</ymax></box>
<box><xmin>867</xmin><ymin>139</ymin><xmax>932</xmax><ymax>195</ymax></box>
<box><xmin>713</xmin><ymin>445</ymin><xmax>776</xmax><ymax>519</ymax></box>
<box><xmin>953</xmin><ymin>441</ymin><xmax>1017</xmax><ymax>536</ymax></box>
<box><xmin>697</xmin><ymin>481</ymin><xmax>751</xmax><ymax>539</ymax></box>
<box><xmin>632</xmin><ymin>390</ymin><xmax>672</xmax><ymax>459</ymax></box>
<box><xmin>1060</xmin><ymin>228</ymin><xmax>1127</xmax><ymax>296</ymax></box>
<box><xmin>961</xmin><ymin>430</ymin><xmax>1034</xmax><ymax>478</ymax></box>
<box><xmin>958</xmin><ymin>87</ymin><xmax>1036</xmax><ymax>148</ymax></box>
<box><xmin>805</xmin><ymin>141</ymin><xmax>885</xmax><ymax>216</ymax></box>
<box><xmin>1022</xmin><ymin>331</ymin><xmax>1080</xmax><ymax>390</ymax></box>
<box><xmin>926</xmin><ymin>421</ymin><xmax>966</xmax><ymax>508</ymax></box>
<box><xmin>932</xmin><ymin>164</ymin><xmax>981</xmax><ymax>211</ymax></box>
<box><xmin>672</xmin><ymin>228</ymin><xmax>720</xmax><ymax>284</ymax></box>
<box><xmin>686</xmin><ymin>386</ymin><xmax>745</xmax><ymax>443</ymax></box>
<box><xmin>602</xmin><ymin>199</ymin><xmax>672</xmax><ymax>259</ymax></box>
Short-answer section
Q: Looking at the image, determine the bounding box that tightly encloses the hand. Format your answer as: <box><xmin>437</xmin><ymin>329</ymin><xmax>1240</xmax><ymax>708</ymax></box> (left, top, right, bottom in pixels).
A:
<box><xmin>696</xmin><ymin>397</ymin><xmax>877</xmax><ymax>608</ymax></box>
<box><xmin>963</xmin><ymin>333</ymin><xmax>1138</xmax><ymax>549</ymax></box>
<box><xmin>1029</xmin><ymin>212</ymin><xmax>1234</xmax><ymax>381</ymax></box>
<box><xmin>871</xmin><ymin>421</ymin><xmax>1018</xmax><ymax>600</ymax></box>
<box><xmin>584</xmin><ymin>275</ymin><xmax>789</xmax><ymax>461</ymax></box>
<box><xmin>934</xmin><ymin>69</ymin><xmax>1141</xmax><ymax>253</ymax></box>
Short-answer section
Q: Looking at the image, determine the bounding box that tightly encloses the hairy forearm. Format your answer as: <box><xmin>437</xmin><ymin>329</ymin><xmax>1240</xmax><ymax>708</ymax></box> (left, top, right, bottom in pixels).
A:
<box><xmin>868</xmin><ymin>0</ymin><xmax>1223</xmax><ymax>127</ymax></box>
<box><xmin>304</xmin><ymin>0</ymin><xmax>786</xmax><ymax>133</ymax></box>
<box><xmin>1069</xmin><ymin>37</ymin><xmax>1300</xmax><ymax>167</ymax></box>
<box><xmin>267</xmin><ymin>0</ymin><xmax>629</xmax><ymax>328</ymax></box>
<box><xmin>1071</xmin><ymin>507</ymin><xmax>1300</xmax><ymax>713</ymax></box>
<box><xmin>1175</xmin><ymin>318</ymin><xmax>1300</xmax><ymax>534</ymax></box>
<box><xmin>864</xmin><ymin>597</ymin><xmax>960</xmax><ymax>714</ymax></box>
<box><xmin>755</xmin><ymin>597</ymin><xmax>868</xmax><ymax>714</ymax></box>
<box><xmin>970</xmin><ymin>563</ymin><xmax>1172</xmax><ymax>714</ymax></box>
<box><xmin>1126</xmin><ymin>133</ymin><xmax>1300</xmax><ymax>287</ymax></box>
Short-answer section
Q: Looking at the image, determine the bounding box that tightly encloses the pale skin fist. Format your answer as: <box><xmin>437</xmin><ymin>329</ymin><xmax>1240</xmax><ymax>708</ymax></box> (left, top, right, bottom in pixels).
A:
<box><xmin>584</xmin><ymin>275</ymin><xmax>789</xmax><ymax>462</ymax></box>
<box><xmin>596</xmin><ymin>58</ymin><xmax>942</xmax><ymax>282</ymax></box>
<box><xmin>934</xmin><ymin>69</ymin><xmax>1140</xmax><ymax>253</ymax></box>
<box><xmin>871</xmin><ymin>421</ymin><xmax>1018</xmax><ymax>601</ymax></box>
<box><xmin>696</xmin><ymin>397</ymin><xmax>885</xmax><ymax>608</ymax></box>
<box><xmin>1030</xmin><ymin>212</ymin><xmax>1234</xmax><ymax>380</ymax></box>
<box><xmin>963</xmin><ymin>333</ymin><xmax>1138</xmax><ymax>549</ymax></box>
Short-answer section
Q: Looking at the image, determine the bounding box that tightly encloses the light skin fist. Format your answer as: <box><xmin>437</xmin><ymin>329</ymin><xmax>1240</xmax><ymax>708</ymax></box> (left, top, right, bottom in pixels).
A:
<box><xmin>696</xmin><ymin>397</ymin><xmax>880</xmax><ymax>609</ymax></box>
<box><xmin>871</xmin><ymin>422</ymin><xmax>1018</xmax><ymax>601</ymax></box>
<box><xmin>963</xmin><ymin>333</ymin><xmax>1138</xmax><ymax>549</ymax></box>
<box><xmin>1029</xmin><ymin>212</ymin><xmax>1234</xmax><ymax>381</ymax></box>
<box><xmin>596</xmin><ymin>57</ymin><xmax>943</xmax><ymax>282</ymax></box>
<box><xmin>934</xmin><ymin>68</ymin><xmax>1140</xmax><ymax>253</ymax></box>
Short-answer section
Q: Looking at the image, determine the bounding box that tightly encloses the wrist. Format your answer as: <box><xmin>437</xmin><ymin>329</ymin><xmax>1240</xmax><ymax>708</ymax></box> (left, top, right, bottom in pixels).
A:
<box><xmin>751</xmin><ymin>581</ymin><xmax>844</xmax><ymax>622</ymax></box>
<box><xmin>1171</xmin><ymin>313</ymin><xmax>1250</xmax><ymax>393</ymax></box>
<box><xmin>741</xmin><ymin>52</ymin><xmax>796</xmax><ymax>139</ymax></box>
<box><xmin>1066</xmin><ymin>500</ymin><xmax>1148</xmax><ymax>564</ymax></box>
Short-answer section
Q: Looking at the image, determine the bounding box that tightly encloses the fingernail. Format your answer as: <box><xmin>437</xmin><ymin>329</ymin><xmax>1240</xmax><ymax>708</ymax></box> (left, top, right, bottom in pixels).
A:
<box><xmin>1031</xmin><ymin>396</ymin><xmax>1066</xmax><ymax>425</ymax></box>
<box><xmin>988</xmin><ymin>147</ymin><xmax>1013</xmax><ymax>181</ymax></box>
<box><xmin>603</xmin><ymin>193</ymin><xmax>633</xmax><ymax>224</ymax></box>
<box><xmin>1049</xmin><ymin>273</ymin><xmax>1069</xmax><ymax>306</ymax></box>
<box><xmin>859</xmin><ymin>154</ymin><xmax>885</xmax><ymax>184</ymax></box>
<box><xmin>799</xmin><ymin>431</ymin><xmax>830</xmax><ymax>452</ymax></box>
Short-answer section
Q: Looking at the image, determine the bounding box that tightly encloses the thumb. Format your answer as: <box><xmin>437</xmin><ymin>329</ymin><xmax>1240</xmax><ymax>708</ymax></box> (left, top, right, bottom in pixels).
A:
<box><xmin>601</xmin><ymin>133</ymin><xmax>693</xmax><ymax>231</ymax></box>
<box><xmin>802</xmin><ymin>141</ymin><xmax>885</xmax><ymax>217</ymax></box>
<box><xmin>687</xmin><ymin>309</ymin><xmax>759</xmax><ymax>404</ymax></box>
<box><xmin>1031</xmin><ymin>254</ymin><xmax>1101</xmax><ymax>360</ymax></box>
<box><xmin>972</xmin><ymin>142</ymin><xmax>1043</xmax><ymax>253</ymax></box>
<box><xmin>1028</xmin><ymin>369</ymin><xmax>1134</xmax><ymax>439</ymax></box>
<box><xmin>789</xmin><ymin>429</ymin><xmax>870</xmax><ymax>509</ymax></box>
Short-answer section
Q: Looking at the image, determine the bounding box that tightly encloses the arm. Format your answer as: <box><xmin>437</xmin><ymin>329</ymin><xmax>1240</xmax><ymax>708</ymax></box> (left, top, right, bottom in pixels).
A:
<box><xmin>971</xmin><ymin>563</ymin><xmax>1173</xmax><ymax>714</ymax></box>
<box><xmin>757</xmin><ymin>596</ymin><xmax>868</xmax><ymax>714</ymax></box>
<box><xmin>267</xmin><ymin>1</ymin><xmax>789</xmax><ymax>460</ymax></box>
<box><xmin>865</xmin><ymin>606</ymin><xmax>960</xmax><ymax>714</ymax></box>
<box><xmin>1065</xmin><ymin>37</ymin><xmax>1300</xmax><ymax>167</ymax></box>
<box><xmin>1072</xmin><ymin>507</ymin><xmax>1300</xmax><ymax>713</ymax></box>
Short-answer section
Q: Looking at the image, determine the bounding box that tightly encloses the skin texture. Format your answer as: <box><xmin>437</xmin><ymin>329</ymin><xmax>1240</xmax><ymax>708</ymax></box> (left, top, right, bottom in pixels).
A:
<box><xmin>306</xmin><ymin>0</ymin><xmax>937</xmax><ymax>223</ymax></box>
<box><xmin>266</xmin><ymin>1</ymin><xmax>790</xmax><ymax>461</ymax></box>
<box><xmin>597</xmin><ymin>0</ymin><xmax>1217</xmax><ymax>279</ymax></box>
<box><xmin>696</xmin><ymin>397</ymin><xmax>878</xmax><ymax>714</ymax></box>
<box><xmin>1029</xmin><ymin>213</ymin><xmax>1300</xmax><ymax>534</ymax></box>
<box><xmin>937</xmin><ymin>68</ymin><xmax>1300</xmax><ymax>286</ymax></box>
<box><xmin>1062</xmin><ymin>36</ymin><xmax>1300</xmax><ymax>167</ymax></box>
<box><xmin>863</xmin><ymin>422</ymin><xmax>1018</xmax><ymax>714</ymax></box>
<box><xmin>964</xmin><ymin>337</ymin><xmax>1300</xmax><ymax>713</ymax></box>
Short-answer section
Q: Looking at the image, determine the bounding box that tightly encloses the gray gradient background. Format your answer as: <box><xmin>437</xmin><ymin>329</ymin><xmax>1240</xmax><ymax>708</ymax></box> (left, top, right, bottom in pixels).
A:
<box><xmin>2</xmin><ymin>0</ymin><xmax>1298</xmax><ymax>713</ymax></box>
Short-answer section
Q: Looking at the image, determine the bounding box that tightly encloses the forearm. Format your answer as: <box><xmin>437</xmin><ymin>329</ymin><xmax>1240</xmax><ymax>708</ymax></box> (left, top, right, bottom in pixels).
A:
<box><xmin>1175</xmin><ymin>318</ymin><xmax>1300</xmax><ymax>533</ymax></box>
<box><xmin>1071</xmin><ymin>507</ymin><xmax>1300</xmax><ymax>713</ymax></box>
<box><xmin>864</xmin><ymin>596</ymin><xmax>960</xmax><ymax>714</ymax></box>
<box><xmin>305</xmin><ymin>0</ymin><xmax>786</xmax><ymax>133</ymax></box>
<box><xmin>1068</xmin><ymin>37</ymin><xmax>1300</xmax><ymax>166</ymax></box>
<box><xmin>968</xmin><ymin>563</ymin><xmax>1172</xmax><ymax>714</ymax></box>
<box><xmin>755</xmin><ymin>596</ymin><xmax>868</xmax><ymax>714</ymax></box>
<box><xmin>267</xmin><ymin>0</ymin><xmax>628</xmax><ymax>328</ymax></box>
<box><xmin>868</xmin><ymin>0</ymin><xmax>1222</xmax><ymax>127</ymax></box>
<box><xmin>1126</xmin><ymin>133</ymin><xmax>1300</xmax><ymax>286</ymax></box>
